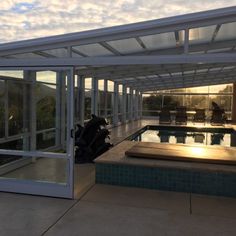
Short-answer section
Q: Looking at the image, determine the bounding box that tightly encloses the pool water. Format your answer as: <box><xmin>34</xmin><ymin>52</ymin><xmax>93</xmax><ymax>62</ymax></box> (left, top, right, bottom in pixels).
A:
<box><xmin>129</xmin><ymin>125</ymin><xmax>236</xmax><ymax>147</ymax></box>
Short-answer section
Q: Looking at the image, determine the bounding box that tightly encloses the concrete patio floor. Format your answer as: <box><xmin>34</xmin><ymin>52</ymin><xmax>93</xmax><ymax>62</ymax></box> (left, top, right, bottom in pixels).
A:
<box><xmin>1</xmin><ymin>184</ymin><xmax>236</xmax><ymax>236</ymax></box>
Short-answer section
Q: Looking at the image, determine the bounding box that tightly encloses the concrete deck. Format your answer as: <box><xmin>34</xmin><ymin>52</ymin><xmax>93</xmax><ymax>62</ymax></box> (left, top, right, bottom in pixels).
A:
<box><xmin>1</xmin><ymin>184</ymin><xmax>236</xmax><ymax>236</ymax></box>
<box><xmin>1</xmin><ymin>120</ymin><xmax>236</xmax><ymax>235</ymax></box>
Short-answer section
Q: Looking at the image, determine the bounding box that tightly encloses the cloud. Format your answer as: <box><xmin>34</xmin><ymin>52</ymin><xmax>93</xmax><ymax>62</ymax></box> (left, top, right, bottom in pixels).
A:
<box><xmin>0</xmin><ymin>0</ymin><xmax>236</xmax><ymax>43</ymax></box>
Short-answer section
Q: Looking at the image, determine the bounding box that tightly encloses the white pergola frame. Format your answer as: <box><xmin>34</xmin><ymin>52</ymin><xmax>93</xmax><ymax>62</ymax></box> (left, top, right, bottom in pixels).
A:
<box><xmin>0</xmin><ymin>6</ymin><xmax>235</xmax><ymax>198</ymax></box>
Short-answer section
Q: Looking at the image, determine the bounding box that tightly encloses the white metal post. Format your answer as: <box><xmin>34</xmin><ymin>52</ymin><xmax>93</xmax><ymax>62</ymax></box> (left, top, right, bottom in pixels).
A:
<box><xmin>66</xmin><ymin>68</ymin><xmax>75</xmax><ymax>199</ymax></box>
<box><xmin>140</xmin><ymin>92</ymin><xmax>143</xmax><ymax>119</ymax></box>
<box><xmin>56</xmin><ymin>71</ymin><xmax>66</xmax><ymax>149</ymax></box>
<box><xmin>130</xmin><ymin>88</ymin><xmax>134</xmax><ymax>121</ymax></box>
<box><xmin>23</xmin><ymin>71</ymin><xmax>36</xmax><ymax>159</ymax></box>
<box><xmin>23</xmin><ymin>71</ymin><xmax>32</xmax><ymax>151</ymax></box>
<box><xmin>113</xmin><ymin>82</ymin><xmax>119</xmax><ymax>126</ymax></box>
<box><xmin>122</xmin><ymin>84</ymin><xmax>127</xmax><ymax>123</ymax></box>
<box><xmin>56</xmin><ymin>72</ymin><xmax>61</xmax><ymax>147</ymax></box>
<box><xmin>91</xmin><ymin>77</ymin><xmax>98</xmax><ymax>115</ymax></box>
<box><xmin>61</xmin><ymin>72</ymin><xmax>66</xmax><ymax>150</ymax></box>
<box><xmin>104</xmin><ymin>80</ymin><xmax>108</xmax><ymax>118</ymax></box>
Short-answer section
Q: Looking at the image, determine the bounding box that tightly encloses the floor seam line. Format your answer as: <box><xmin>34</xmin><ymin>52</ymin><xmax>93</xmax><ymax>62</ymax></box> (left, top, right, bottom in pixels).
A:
<box><xmin>40</xmin><ymin>184</ymin><xmax>95</xmax><ymax>236</ymax></box>
<box><xmin>80</xmin><ymin>198</ymin><xmax>188</xmax><ymax>213</ymax></box>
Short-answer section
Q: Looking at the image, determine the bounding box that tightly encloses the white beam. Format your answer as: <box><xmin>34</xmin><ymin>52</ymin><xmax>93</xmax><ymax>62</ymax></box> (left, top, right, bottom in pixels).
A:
<box><xmin>0</xmin><ymin>54</ymin><xmax>236</xmax><ymax>67</ymax></box>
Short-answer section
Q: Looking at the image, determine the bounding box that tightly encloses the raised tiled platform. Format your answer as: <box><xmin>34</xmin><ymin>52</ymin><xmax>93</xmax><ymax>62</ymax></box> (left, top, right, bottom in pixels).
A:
<box><xmin>95</xmin><ymin>141</ymin><xmax>236</xmax><ymax>197</ymax></box>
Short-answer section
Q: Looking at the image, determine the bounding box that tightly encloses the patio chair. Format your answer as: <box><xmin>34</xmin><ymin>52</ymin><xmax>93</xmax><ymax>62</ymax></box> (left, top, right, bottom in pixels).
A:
<box><xmin>210</xmin><ymin>102</ymin><xmax>226</xmax><ymax>126</ymax></box>
<box><xmin>175</xmin><ymin>106</ymin><xmax>187</xmax><ymax>125</ymax></box>
<box><xmin>157</xmin><ymin>130</ymin><xmax>171</xmax><ymax>143</ymax></box>
<box><xmin>193</xmin><ymin>133</ymin><xmax>205</xmax><ymax>144</ymax></box>
<box><xmin>193</xmin><ymin>109</ymin><xmax>206</xmax><ymax>124</ymax></box>
<box><xmin>175</xmin><ymin>131</ymin><xmax>187</xmax><ymax>144</ymax></box>
<box><xmin>159</xmin><ymin>107</ymin><xmax>171</xmax><ymax>124</ymax></box>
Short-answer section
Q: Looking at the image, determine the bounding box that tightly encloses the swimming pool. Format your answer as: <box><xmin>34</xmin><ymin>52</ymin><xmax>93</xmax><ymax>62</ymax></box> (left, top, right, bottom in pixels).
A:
<box><xmin>128</xmin><ymin>125</ymin><xmax>236</xmax><ymax>147</ymax></box>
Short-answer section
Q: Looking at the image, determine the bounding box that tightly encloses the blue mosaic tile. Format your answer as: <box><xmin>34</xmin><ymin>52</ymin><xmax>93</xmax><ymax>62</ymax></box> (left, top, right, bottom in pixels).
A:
<box><xmin>95</xmin><ymin>163</ymin><xmax>236</xmax><ymax>198</ymax></box>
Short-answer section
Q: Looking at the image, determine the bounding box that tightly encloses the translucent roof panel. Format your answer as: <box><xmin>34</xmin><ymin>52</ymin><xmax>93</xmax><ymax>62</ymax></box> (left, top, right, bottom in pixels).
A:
<box><xmin>73</xmin><ymin>44</ymin><xmax>114</xmax><ymax>56</ymax></box>
<box><xmin>140</xmin><ymin>32</ymin><xmax>176</xmax><ymax>50</ymax></box>
<box><xmin>189</xmin><ymin>25</ymin><xmax>216</xmax><ymax>45</ymax></box>
<box><xmin>42</xmin><ymin>48</ymin><xmax>68</xmax><ymax>57</ymax></box>
<box><xmin>106</xmin><ymin>38</ymin><xmax>144</xmax><ymax>54</ymax></box>
<box><xmin>215</xmin><ymin>22</ymin><xmax>236</xmax><ymax>41</ymax></box>
<box><xmin>207</xmin><ymin>48</ymin><xmax>231</xmax><ymax>53</ymax></box>
<box><xmin>10</xmin><ymin>53</ymin><xmax>45</xmax><ymax>59</ymax></box>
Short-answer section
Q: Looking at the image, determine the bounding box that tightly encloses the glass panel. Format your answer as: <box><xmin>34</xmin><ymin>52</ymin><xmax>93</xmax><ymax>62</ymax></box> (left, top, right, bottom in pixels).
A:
<box><xmin>98</xmin><ymin>80</ymin><xmax>104</xmax><ymax>91</ymax></box>
<box><xmin>85</xmin><ymin>78</ymin><xmax>92</xmax><ymax>89</ymax></box>
<box><xmin>42</xmin><ymin>48</ymin><xmax>68</xmax><ymax>57</ymax></box>
<box><xmin>11</xmin><ymin>53</ymin><xmax>44</xmax><ymax>59</ymax></box>
<box><xmin>73</xmin><ymin>43</ymin><xmax>113</xmax><ymax>56</ymax></box>
<box><xmin>140</xmin><ymin>32</ymin><xmax>177</xmax><ymax>50</ymax></box>
<box><xmin>1</xmin><ymin>157</ymin><xmax>68</xmax><ymax>184</ymax></box>
<box><xmin>107</xmin><ymin>38</ymin><xmax>143</xmax><ymax>54</ymax></box>
<box><xmin>185</xmin><ymin>95</ymin><xmax>207</xmax><ymax>110</ymax></box>
<box><xmin>186</xmin><ymin>86</ymin><xmax>208</xmax><ymax>93</ymax></box>
<box><xmin>8</xmin><ymin>81</ymin><xmax>24</xmax><ymax>136</ymax></box>
<box><xmin>36</xmin><ymin>83</ymin><xmax>56</xmax><ymax>130</ymax></box>
<box><xmin>216</xmin><ymin>22</ymin><xmax>236</xmax><ymax>41</ymax></box>
<box><xmin>107</xmin><ymin>80</ymin><xmax>114</xmax><ymax>92</ymax></box>
<box><xmin>142</xmin><ymin>94</ymin><xmax>162</xmax><ymax>116</ymax></box>
<box><xmin>189</xmin><ymin>25</ymin><xmax>215</xmax><ymax>45</ymax></box>
<box><xmin>98</xmin><ymin>91</ymin><xmax>106</xmax><ymax>117</ymax></box>
<box><xmin>118</xmin><ymin>84</ymin><xmax>123</xmax><ymax>93</ymax></box>
<box><xmin>36</xmin><ymin>71</ymin><xmax>56</xmax><ymax>84</ymax></box>
<box><xmin>208</xmin><ymin>48</ymin><xmax>231</xmax><ymax>53</ymax></box>
<box><xmin>163</xmin><ymin>95</ymin><xmax>184</xmax><ymax>109</ymax></box>
<box><xmin>209</xmin><ymin>84</ymin><xmax>232</xmax><ymax>93</ymax></box>
<box><xmin>0</xmin><ymin>71</ymin><xmax>23</xmax><ymax>79</ymax></box>
<box><xmin>209</xmin><ymin>95</ymin><xmax>232</xmax><ymax>119</ymax></box>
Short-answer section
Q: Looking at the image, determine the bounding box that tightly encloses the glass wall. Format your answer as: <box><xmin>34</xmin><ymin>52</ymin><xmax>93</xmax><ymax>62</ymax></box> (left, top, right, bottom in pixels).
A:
<box><xmin>142</xmin><ymin>84</ymin><xmax>233</xmax><ymax>120</ymax></box>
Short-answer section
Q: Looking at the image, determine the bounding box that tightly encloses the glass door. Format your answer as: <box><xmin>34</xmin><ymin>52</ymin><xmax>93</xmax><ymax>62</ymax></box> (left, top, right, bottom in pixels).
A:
<box><xmin>0</xmin><ymin>67</ymin><xmax>74</xmax><ymax>198</ymax></box>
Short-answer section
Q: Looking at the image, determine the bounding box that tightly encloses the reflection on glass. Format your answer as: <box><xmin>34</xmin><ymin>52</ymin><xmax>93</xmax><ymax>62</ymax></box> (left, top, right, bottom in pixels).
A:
<box><xmin>107</xmin><ymin>38</ymin><xmax>143</xmax><ymax>54</ymax></box>
<box><xmin>1</xmin><ymin>156</ymin><xmax>67</xmax><ymax>184</ymax></box>
<box><xmin>37</xmin><ymin>130</ymin><xmax>56</xmax><ymax>150</ymax></box>
<box><xmin>211</xmin><ymin>133</ymin><xmax>224</xmax><ymax>145</ymax></box>
<box><xmin>140</xmin><ymin>32</ymin><xmax>177</xmax><ymax>50</ymax></box>
<box><xmin>175</xmin><ymin>131</ymin><xmax>187</xmax><ymax>144</ymax></box>
<box><xmin>36</xmin><ymin>83</ymin><xmax>56</xmax><ymax>130</ymax></box>
<box><xmin>98</xmin><ymin>91</ymin><xmax>106</xmax><ymax>117</ymax></box>
<box><xmin>8</xmin><ymin>81</ymin><xmax>23</xmax><ymax>136</ymax></box>
<box><xmin>74</xmin><ymin>44</ymin><xmax>113</xmax><ymax>56</ymax></box>
<box><xmin>189</xmin><ymin>25</ymin><xmax>215</xmax><ymax>44</ymax></box>
<box><xmin>36</xmin><ymin>71</ymin><xmax>56</xmax><ymax>84</ymax></box>
<box><xmin>158</xmin><ymin>130</ymin><xmax>170</xmax><ymax>143</ymax></box>
<box><xmin>216</xmin><ymin>22</ymin><xmax>236</xmax><ymax>41</ymax></box>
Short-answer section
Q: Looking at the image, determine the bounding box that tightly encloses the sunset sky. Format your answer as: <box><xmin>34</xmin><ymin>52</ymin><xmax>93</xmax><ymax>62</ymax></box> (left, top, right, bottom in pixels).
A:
<box><xmin>1</xmin><ymin>0</ymin><xmax>236</xmax><ymax>44</ymax></box>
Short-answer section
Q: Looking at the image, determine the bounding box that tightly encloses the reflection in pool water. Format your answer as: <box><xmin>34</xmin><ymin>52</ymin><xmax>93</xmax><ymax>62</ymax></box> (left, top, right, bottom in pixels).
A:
<box><xmin>132</xmin><ymin>129</ymin><xmax>236</xmax><ymax>147</ymax></box>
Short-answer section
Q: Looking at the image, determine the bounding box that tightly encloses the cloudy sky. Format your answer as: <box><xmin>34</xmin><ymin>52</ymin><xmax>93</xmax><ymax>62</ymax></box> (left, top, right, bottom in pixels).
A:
<box><xmin>0</xmin><ymin>0</ymin><xmax>236</xmax><ymax>44</ymax></box>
